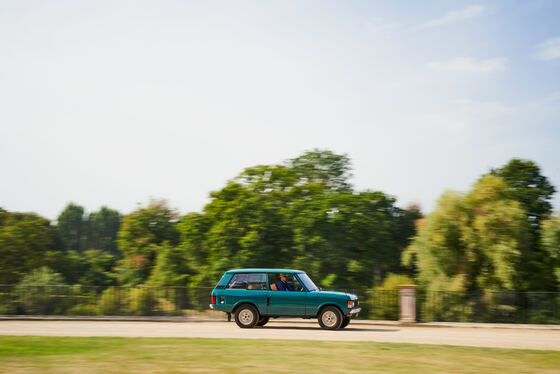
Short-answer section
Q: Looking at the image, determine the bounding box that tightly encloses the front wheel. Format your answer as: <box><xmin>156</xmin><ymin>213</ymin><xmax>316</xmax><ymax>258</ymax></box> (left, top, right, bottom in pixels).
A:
<box><xmin>340</xmin><ymin>316</ymin><xmax>351</xmax><ymax>329</ymax></box>
<box><xmin>256</xmin><ymin>316</ymin><xmax>269</xmax><ymax>326</ymax></box>
<box><xmin>318</xmin><ymin>306</ymin><xmax>343</xmax><ymax>330</ymax></box>
<box><xmin>235</xmin><ymin>304</ymin><xmax>259</xmax><ymax>328</ymax></box>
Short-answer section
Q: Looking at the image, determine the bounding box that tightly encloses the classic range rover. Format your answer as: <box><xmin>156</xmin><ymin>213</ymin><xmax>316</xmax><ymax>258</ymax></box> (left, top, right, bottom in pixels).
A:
<box><xmin>209</xmin><ymin>269</ymin><xmax>360</xmax><ymax>330</ymax></box>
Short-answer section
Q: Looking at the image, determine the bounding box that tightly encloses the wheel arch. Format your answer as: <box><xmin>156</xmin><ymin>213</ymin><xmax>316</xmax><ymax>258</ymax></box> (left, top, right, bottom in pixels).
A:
<box><xmin>316</xmin><ymin>303</ymin><xmax>344</xmax><ymax>317</ymax></box>
<box><xmin>232</xmin><ymin>301</ymin><xmax>261</xmax><ymax>315</ymax></box>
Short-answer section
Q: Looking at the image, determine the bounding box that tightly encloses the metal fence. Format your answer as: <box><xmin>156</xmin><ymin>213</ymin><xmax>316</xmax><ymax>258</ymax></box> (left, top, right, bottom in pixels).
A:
<box><xmin>0</xmin><ymin>285</ymin><xmax>399</xmax><ymax>320</ymax></box>
<box><xmin>2</xmin><ymin>285</ymin><xmax>559</xmax><ymax>324</ymax></box>
<box><xmin>332</xmin><ymin>289</ymin><xmax>400</xmax><ymax>320</ymax></box>
<box><xmin>0</xmin><ymin>285</ymin><xmax>224</xmax><ymax>319</ymax></box>
<box><xmin>416</xmin><ymin>290</ymin><xmax>560</xmax><ymax>324</ymax></box>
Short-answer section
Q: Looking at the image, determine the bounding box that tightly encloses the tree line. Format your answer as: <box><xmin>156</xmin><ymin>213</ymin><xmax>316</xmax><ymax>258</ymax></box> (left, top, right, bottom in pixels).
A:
<box><xmin>1</xmin><ymin>150</ymin><xmax>559</xmax><ymax>293</ymax></box>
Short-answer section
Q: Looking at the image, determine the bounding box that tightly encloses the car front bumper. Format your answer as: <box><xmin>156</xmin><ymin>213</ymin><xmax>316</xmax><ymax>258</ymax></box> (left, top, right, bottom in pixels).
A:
<box><xmin>348</xmin><ymin>307</ymin><xmax>361</xmax><ymax>315</ymax></box>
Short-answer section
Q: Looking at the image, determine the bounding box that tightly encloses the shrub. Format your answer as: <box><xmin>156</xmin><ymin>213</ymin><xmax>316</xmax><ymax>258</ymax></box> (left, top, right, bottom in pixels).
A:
<box><xmin>16</xmin><ymin>267</ymin><xmax>66</xmax><ymax>315</ymax></box>
<box><xmin>129</xmin><ymin>287</ymin><xmax>159</xmax><ymax>316</ymax></box>
<box><xmin>97</xmin><ymin>287</ymin><xmax>127</xmax><ymax>315</ymax></box>
<box><xmin>67</xmin><ymin>303</ymin><xmax>99</xmax><ymax>316</ymax></box>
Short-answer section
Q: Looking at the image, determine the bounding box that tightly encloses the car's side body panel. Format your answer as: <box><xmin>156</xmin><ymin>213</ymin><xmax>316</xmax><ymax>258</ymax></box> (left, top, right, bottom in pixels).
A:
<box><xmin>306</xmin><ymin>290</ymin><xmax>357</xmax><ymax>316</ymax></box>
<box><xmin>267</xmin><ymin>290</ymin><xmax>307</xmax><ymax>316</ymax></box>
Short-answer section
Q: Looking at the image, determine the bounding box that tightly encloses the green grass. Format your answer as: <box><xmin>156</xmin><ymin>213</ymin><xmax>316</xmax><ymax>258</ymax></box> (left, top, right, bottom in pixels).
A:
<box><xmin>1</xmin><ymin>336</ymin><xmax>559</xmax><ymax>373</ymax></box>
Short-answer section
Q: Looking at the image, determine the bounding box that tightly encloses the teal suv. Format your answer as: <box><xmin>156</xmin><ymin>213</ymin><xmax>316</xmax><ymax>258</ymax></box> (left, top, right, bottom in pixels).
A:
<box><xmin>209</xmin><ymin>269</ymin><xmax>360</xmax><ymax>330</ymax></box>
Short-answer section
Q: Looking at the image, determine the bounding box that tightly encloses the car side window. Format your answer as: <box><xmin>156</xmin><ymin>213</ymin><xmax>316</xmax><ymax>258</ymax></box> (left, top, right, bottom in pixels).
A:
<box><xmin>269</xmin><ymin>273</ymin><xmax>305</xmax><ymax>291</ymax></box>
<box><xmin>227</xmin><ymin>273</ymin><xmax>267</xmax><ymax>290</ymax></box>
<box><xmin>247</xmin><ymin>273</ymin><xmax>267</xmax><ymax>290</ymax></box>
<box><xmin>227</xmin><ymin>273</ymin><xmax>248</xmax><ymax>289</ymax></box>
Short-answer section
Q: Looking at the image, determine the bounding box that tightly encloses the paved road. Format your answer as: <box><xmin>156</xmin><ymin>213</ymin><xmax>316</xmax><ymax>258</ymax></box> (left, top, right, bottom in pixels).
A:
<box><xmin>1</xmin><ymin>320</ymin><xmax>560</xmax><ymax>351</ymax></box>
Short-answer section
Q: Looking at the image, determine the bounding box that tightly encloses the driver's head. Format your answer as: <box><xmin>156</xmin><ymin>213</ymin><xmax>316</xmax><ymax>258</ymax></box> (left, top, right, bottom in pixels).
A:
<box><xmin>279</xmin><ymin>273</ymin><xmax>287</xmax><ymax>281</ymax></box>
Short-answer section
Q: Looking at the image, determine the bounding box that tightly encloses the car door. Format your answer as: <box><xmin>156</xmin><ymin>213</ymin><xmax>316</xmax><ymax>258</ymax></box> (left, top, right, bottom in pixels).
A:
<box><xmin>266</xmin><ymin>273</ymin><xmax>308</xmax><ymax>316</ymax></box>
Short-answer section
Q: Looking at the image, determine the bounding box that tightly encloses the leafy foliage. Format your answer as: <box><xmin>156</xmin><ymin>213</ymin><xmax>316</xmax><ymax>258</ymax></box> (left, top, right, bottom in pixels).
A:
<box><xmin>489</xmin><ymin>159</ymin><xmax>556</xmax><ymax>290</ymax></box>
<box><xmin>542</xmin><ymin>213</ymin><xmax>560</xmax><ymax>288</ymax></box>
<box><xmin>56</xmin><ymin>203</ymin><xmax>86</xmax><ymax>251</ymax></box>
<box><xmin>0</xmin><ymin>212</ymin><xmax>56</xmax><ymax>284</ymax></box>
<box><xmin>179</xmin><ymin>150</ymin><xmax>417</xmax><ymax>289</ymax></box>
<box><xmin>86</xmin><ymin>207</ymin><xmax>121</xmax><ymax>255</ymax></box>
<box><xmin>1</xmin><ymin>152</ymin><xmax>557</xmax><ymax>299</ymax></box>
<box><xmin>147</xmin><ymin>242</ymin><xmax>192</xmax><ymax>286</ymax></box>
<box><xmin>16</xmin><ymin>267</ymin><xmax>65</xmax><ymax>314</ymax></box>
<box><xmin>490</xmin><ymin>159</ymin><xmax>555</xmax><ymax>226</ymax></box>
<box><xmin>118</xmin><ymin>200</ymin><xmax>180</xmax><ymax>285</ymax></box>
<box><xmin>404</xmin><ymin>175</ymin><xmax>528</xmax><ymax>292</ymax></box>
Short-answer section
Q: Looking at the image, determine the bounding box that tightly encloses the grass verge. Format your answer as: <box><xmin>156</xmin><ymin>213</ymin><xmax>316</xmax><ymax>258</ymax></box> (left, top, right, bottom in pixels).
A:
<box><xmin>1</xmin><ymin>336</ymin><xmax>559</xmax><ymax>373</ymax></box>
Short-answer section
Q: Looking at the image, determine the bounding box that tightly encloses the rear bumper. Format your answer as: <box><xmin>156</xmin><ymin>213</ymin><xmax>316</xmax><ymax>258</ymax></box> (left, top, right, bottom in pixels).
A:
<box><xmin>209</xmin><ymin>304</ymin><xmax>233</xmax><ymax>313</ymax></box>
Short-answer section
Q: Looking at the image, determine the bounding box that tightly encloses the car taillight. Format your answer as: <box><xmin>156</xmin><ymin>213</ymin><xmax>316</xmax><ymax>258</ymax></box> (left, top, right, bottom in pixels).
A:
<box><xmin>211</xmin><ymin>296</ymin><xmax>216</xmax><ymax>304</ymax></box>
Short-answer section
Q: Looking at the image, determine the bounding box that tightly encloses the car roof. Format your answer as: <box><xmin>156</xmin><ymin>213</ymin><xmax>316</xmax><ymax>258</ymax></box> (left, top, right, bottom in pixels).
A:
<box><xmin>225</xmin><ymin>268</ymin><xmax>304</xmax><ymax>274</ymax></box>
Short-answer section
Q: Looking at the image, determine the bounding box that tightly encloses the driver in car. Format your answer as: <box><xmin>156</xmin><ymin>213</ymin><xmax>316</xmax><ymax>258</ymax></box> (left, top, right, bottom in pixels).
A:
<box><xmin>276</xmin><ymin>273</ymin><xmax>294</xmax><ymax>291</ymax></box>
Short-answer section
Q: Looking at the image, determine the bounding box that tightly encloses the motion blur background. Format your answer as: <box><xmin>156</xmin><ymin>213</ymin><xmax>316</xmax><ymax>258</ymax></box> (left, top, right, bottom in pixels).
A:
<box><xmin>1</xmin><ymin>0</ymin><xmax>559</xmax><ymax>218</ymax></box>
<box><xmin>1</xmin><ymin>0</ymin><xmax>560</xmax><ymax>323</ymax></box>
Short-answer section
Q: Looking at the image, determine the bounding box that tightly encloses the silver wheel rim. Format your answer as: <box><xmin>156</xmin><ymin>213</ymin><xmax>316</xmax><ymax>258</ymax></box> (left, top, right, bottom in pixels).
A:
<box><xmin>322</xmin><ymin>310</ymin><xmax>338</xmax><ymax>327</ymax></box>
<box><xmin>239</xmin><ymin>309</ymin><xmax>254</xmax><ymax>325</ymax></box>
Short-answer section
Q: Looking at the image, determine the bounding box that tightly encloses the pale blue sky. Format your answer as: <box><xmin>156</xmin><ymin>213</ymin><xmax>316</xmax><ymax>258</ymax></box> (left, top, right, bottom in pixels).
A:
<box><xmin>1</xmin><ymin>0</ymin><xmax>559</xmax><ymax>219</ymax></box>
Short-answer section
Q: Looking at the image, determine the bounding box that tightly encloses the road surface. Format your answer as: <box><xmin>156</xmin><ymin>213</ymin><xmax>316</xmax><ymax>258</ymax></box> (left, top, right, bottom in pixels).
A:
<box><xmin>1</xmin><ymin>320</ymin><xmax>559</xmax><ymax>351</ymax></box>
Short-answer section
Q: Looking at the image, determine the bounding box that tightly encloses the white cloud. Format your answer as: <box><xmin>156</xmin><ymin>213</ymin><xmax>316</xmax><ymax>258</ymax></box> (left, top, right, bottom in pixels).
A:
<box><xmin>427</xmin><ymin>57</ymin><xmax>507</xmax><ymax>73</ymax></box>
<box><xmin>419</xmin><ymin>5</ymin><xmax>485</xmax><ymax>29</ymax></box>
<box><xmin>430</xmin><ymin>92</ymin><xmax>560</xmax><ymax>136</ymax></box>
<box><xmin>535</xmin><ymin>37</ymin><xmax>560</xmax><ymax>61</ymax></box>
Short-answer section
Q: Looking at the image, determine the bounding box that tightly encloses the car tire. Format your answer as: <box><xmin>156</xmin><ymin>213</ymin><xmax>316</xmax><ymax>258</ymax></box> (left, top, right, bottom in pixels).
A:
<box><xmin>235</xmin><ymin>304</ymin><xmax>259</xmax><ymax>328</ymax></box>
<box><xmin>256</xmin><ymin>316</ymin><xmax>270</xmax><ymax>327</ymax></box>
<box><xmin>318</xmin><ymin>306</ymin><xmax>343</xmax><ymax>330</ymax></box>
<box><xmin>340</xmin><ymin>316</ymin><xmax>351</xmax><ymax>329</ymax></box>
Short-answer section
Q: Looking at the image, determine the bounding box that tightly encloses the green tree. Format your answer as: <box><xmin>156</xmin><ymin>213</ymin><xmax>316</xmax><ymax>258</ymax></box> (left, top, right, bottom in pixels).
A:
<box><xmin>287</xmin><ymin>149</ymin><xmax>352</xmax><ymax>191</ymax></box>
<box><xmin>147</xmin><ymin>242</ymin><xmax>191</xmax><ymax>286</ymax></box>
<box><xmin>490</xmin><ymin>159</ymin><xmax>555</xmax><ymax>227</ymax></box>
<box><xmin>179</xmin><ymin>150</ymin><xmax>412</xmax><ymax>289</ymax></box>
<box><xmin>542</xmin><ymin>213</ymin><xmax>560</xmax><ymax>289</ymax></box>
<box><xmin>87</xmin><ymin>206</ymin><xmax>121</xmax><ymax>255</ymax></box>
<box><xmin>79</xmin><ymin>249</ymin><xmax>119</xmax><ymax>287</ymax></box>
<box><xmin>490</xmin><ymin>159</ymin><xmax>556</xmax><ymax>289</ymax></box>
<box><xmin>288</xmin><ymin>189</ymin><xmax>398</xmax><ymax>289</ymax></box>
<box><xmin>56</xmin><ymin>203</ymin><xmax>86</xmax><ymax>251</ymax></box>
<box><xmin>0</xmin><ymin>211</ymin><xmax>56</xmax><ymax>283</ymax></box>
<box><xmin>403</xmin><ymin>175</ymin><xmax>528</xmax><ymax>292</ymax></box>
<box><xmin>118</xmin><ymin>200</ymin><xmax>180</xmax><ymax>285</ymax></box>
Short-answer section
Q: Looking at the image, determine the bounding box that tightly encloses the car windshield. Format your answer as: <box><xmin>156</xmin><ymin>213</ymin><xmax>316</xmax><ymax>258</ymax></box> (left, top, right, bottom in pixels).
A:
<box><xmin>297</xmin><ymin>273</ymin><xmax>318</xmax><ymax>291</ymax></box>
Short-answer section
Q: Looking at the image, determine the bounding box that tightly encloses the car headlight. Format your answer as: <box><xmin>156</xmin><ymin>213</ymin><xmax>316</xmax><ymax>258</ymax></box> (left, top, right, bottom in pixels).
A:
<box><xmin>347</xmin><ymin>300</ymin><xmax>354</xmax><ymax>308</ymax></box>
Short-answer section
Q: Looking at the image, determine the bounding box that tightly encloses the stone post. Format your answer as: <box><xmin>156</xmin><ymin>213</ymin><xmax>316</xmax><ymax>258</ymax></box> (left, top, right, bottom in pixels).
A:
<box><xmin>399</xmin><ymin>284</ymin><xmax>417</xmax><ymax>324</ymax></box>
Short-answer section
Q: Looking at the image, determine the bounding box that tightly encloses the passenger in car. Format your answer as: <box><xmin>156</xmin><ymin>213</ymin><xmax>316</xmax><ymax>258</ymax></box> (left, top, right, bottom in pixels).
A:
<box><xmin>276</xmin><ymin>273</ymin><xmax>294</xmax><ymax>291</ymax></box>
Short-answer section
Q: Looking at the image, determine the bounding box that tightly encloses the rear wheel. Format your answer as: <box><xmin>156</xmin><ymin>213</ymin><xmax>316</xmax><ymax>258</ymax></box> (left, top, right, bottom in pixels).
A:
<box><xmin>340</xmin><ymin>316</ymin><xmax>351</xmax><ymax>329</ymax></box>
<box><xmin>235</xmin><ymin>304</ymin><xmax>259</xmax><ymax>328</ymax></box>
<box><xmin>318</xmin><ymin>306</ymin><xmax>343</xmax><ymax>330</ymax></box>
<box><xmin>256</xmin><ymin>316</ymin><xmax>270</xmax><ymax>327</ymax></box>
